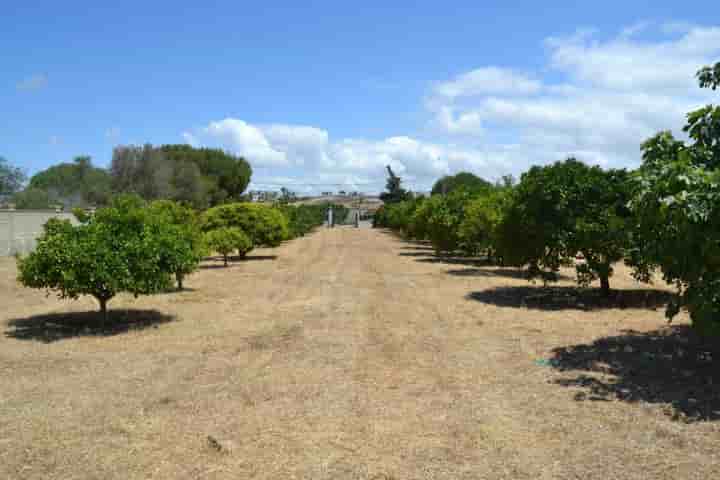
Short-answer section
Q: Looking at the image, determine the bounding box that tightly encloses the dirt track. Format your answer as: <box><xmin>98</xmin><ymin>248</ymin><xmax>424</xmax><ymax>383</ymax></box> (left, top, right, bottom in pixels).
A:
<box><xmin>1</xmin><ymin>227</ymin><xmax>718</xmax><ymax>479</ymax></box>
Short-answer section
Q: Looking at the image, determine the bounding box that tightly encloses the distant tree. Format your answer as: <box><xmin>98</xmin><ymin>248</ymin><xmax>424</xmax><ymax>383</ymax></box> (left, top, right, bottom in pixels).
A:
<box><xmin>159</xmin><ymin>144</ymin><xmax>252</xmax><ymax>202</ymax></box>
<box><xmin>17</xmin><ymin>195</ymin><xmax>175</xmax><ymax>322</ymax></box>
<box><xmin>110</xmin><ymin>144</ymin><xmax>252</xmax><ymax>207</ymax></box>
<box><xmin>497</xmin><ymin>158</ymin><xmax>635</xmax><ymax>295</ymax></box>
<box><xmin>12</xmin><ymin>188</ymin><xmax>51</xmax><ymax>209</ymax></box>
<box><xmin>110</xmin><ymin>145</ymin><xmax>171</xmax><ymax>201</ymax></box>
<box><xmin>29</xmin><ymin>156</ymin><xmax>111</xmax><ymax>207</ymax></box>
<box><xmin>431</xmin><ymin>172</ymin><xmax>493</xmax><ymax>196</ymax></box>
<box><xmin>0</xmin><ymin>157</ymin><xmax>26</xmax><ymax>199</ymax></box>
<box><xmin>171</xmin><ymin>160</ymin><xmax>206</xmax><ymax>208</ymax></box>
<box><xmin>379</xmin><ymin>165</ymin><xmax>411</xmax><ymax>204</ymax></box>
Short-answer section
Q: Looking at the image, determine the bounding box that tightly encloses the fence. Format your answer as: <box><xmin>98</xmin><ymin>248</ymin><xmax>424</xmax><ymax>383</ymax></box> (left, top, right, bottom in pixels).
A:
<box><xmin>0</xmin><ymin>209</ymin><xmax>78</xmax><ymax>256</ymax></box>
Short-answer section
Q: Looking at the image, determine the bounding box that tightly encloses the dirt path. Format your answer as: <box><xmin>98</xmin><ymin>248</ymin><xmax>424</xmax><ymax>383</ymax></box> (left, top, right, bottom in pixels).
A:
<box><xmin>1</xmin><ymin>227</ymin><xmax>718</xmax><ymax>479</ymax></box>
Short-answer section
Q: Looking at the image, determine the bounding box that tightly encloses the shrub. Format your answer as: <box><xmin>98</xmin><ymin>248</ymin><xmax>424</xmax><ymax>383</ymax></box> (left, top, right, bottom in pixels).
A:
<box><xmin>201</xmin><ymin>203</ymin><xmax>289</xmax><ymax>248</ymax></box>
<box><xmin>204</xmin><ymin>227</ymin><xmax>247</xmax><ymax>266</ymax></box>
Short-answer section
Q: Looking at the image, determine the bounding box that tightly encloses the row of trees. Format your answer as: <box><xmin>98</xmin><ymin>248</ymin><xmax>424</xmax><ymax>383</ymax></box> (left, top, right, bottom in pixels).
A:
<box><xmin>2</xmin><ymin>145</ymin><xmax>252</xmax><ymax>209</ymax></box>
<box><xmin>376</xmin><ymin>62</ymin><xmax>720</xmax><ymax>336</ymax></box>
<box><xmin>17</xmin><ymin>196</ymin><xmax>342</xmax><ymax>318</ymax></box>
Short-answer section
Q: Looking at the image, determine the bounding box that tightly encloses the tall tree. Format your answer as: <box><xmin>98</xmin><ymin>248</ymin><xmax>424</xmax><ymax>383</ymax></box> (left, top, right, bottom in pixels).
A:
<box><xmin>0</xmin><ymin>157</ymin><xmax>26</xmax><ymax>199</ymax></box>
<box><xmin>28</xmin><ymin>156</ymin><xmax>111</xmax><ymax>207</ymax></box>
<box><xmin>379</xmin><ymin>165</ymin><xmax>410</xmax><ymax>204</ymax></box>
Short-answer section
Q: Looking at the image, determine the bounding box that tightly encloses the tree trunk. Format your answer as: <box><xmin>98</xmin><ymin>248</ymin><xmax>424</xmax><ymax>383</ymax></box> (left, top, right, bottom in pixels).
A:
<box><xmin>97</xmin><ymin>297</ymin><xmax>109</xmax><ymax>326</ymax></box>
<box><xmin>223</xmin><ymin>254</ymin><xmax>228</xmax><ymax>267</ymax></box>
<box><xmin>600</xmin><ymin>274</ymin><xmax>611</xmax><ymax>297</ymax></box>
<box><xmin>176</xmin><ymin>271</ymin><xmax>184</xmax><ymax>291</ymax></box>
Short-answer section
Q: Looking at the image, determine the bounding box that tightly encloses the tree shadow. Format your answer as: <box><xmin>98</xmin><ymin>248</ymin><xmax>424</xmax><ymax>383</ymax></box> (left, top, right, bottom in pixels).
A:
<box><xmin>549</xmin><ymin>326</ymin><xmax>719</xmax><ymax>421</ymax></box>
<box><xmin>152</xmin><ymin>287</ymin><xmax>198</xmax><ymax>295</ymax></box>
<box><xmin>447</xmin><ymin>267</ymin><xmax>573</xmax><ymax>281</ymax></box>
<box><xmin>446</xmin><ymin>267</ymin><xmax>529</xmax><ymax>280</ymax></box>
<box><xmin>466</xmin><ymin>286</ymin><xmax>672</xmax><ymax>311</ymax></box>
<box><xmin>199</xmin><ymin>255</ymin><xmax>278</xmax><ymax>269</ymax></box>
<box><xmin>416</xmin><ymin>256</ymin><xmax>492</xmax><ymax>267</ymax></box>
<box><xmin>238</xmin><ymin>255</ymin><xmax>278</xmax><ymax>262</ymax></box>
<box><xmin>4</xmin><ymin>309</ymin><xmax>175</xmax><ymax>343</ymax></box>
<box><xmin>399</xmin><ymin>251</ymin><xmax>435</xmax><ymax>257</ymax></box>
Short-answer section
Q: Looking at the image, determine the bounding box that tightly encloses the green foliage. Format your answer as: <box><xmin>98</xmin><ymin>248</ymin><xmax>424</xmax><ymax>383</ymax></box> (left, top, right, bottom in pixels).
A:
<box><xmin>204</xmin><ymin>227</ymin><xmax>248</xmax><ymax>266</ymax></box>
<box><xmin>12</xmin><ymin>187</ymin><xmax>51</xmax><ymax>209</ymax></box>
<box><xmin>379</xmin><ymin>165</ymin><xmax>411</xmax><ymax>204</ymax></box>
<box><xmin>28</xmin><ymin>156</ymin><xmax>112</xmax><ymax>207</ymax></box>
<box><xmin>425</xmin><ymin>190</ymin><xmax>474</xmax><ymax>254</ymax></box>
<box><xmin>147</xmin><ymin>200</ymin><xmax>205</xmax><ymax>290</ymax></box>
<box><xmin>0</xmin><ymin>157</ymin><xmax>26</xmax><ymax>198</ymax></box>
<box><xmin>276</xmin><ymin>202</ymin><xmax>344</xmax><ymax>238</ymax></box>
<box><xmin>458</xmin><ymin>189</ymin><xmax>510</xmax><ymax>259</ymax></box>
<box><xmin>431</xmin><ymin>172</ymin><xmax>493</xmax><ymax>196</ymax></box>
<box><xmin>16</xmin><ymin>195</ymin><xmax>176</xmax><ymax>318</ymax></box>
<box><xmin>497</xmin><ymin>158</ymin><xmax>634</xmax><ymax>293</ymax></box>
<box><xmin>201</xmin><ymin>202</ymin><xmax>289</xmax><ymax>248</ymax></box>
<box><xmin>110</xmin><ymin>144</ymin><xmax>252</xmax><ymax>208</ymax></box>
<box><xmin>632</xmin><ymin>62</ymin><xmax>720</xmax><ymax>334</ymax></box>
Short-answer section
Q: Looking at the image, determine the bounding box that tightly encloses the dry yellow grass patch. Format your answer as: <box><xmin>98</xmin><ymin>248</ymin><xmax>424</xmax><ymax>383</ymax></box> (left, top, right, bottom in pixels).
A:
<box><xmin>1</xmin><ymin>227</ymin><xmax>718</xmax><ymax>479</ymax></box>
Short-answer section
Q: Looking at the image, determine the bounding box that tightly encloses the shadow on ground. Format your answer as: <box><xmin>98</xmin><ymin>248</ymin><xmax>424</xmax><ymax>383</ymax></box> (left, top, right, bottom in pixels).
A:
<box><xmin>5</xmin><ymin>309</ymin><xmax>175</xmax><ymax>343</ymax></box>
<box><xmin>549</xmin><ymin>326</ymin><xmax>719</xmax><ymax>421</ymax></box>
<box><xmin>416</xmin><ymin>256</ymin><xmax>493</xmax><ymax>267</ymax></box>
<box><xmin>446</xmin><ymin>267</ymin><xmax>529</xmax><ymax>280</ymax></box>
<box><xmin>200</xmin><ymin>255</ymin><xmax>278</xmax><ymax>269</ymax></box>
<box><xmin>466</xmin><ymin>286</ymin><xmax>672</xmax><ymax>311</ymax></box>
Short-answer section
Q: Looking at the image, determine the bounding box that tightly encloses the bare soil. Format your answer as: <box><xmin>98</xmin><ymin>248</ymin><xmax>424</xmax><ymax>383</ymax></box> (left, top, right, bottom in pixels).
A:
<box><xmin>1</xmin><ymin>227</ymin><xmax>718</xmax><ymax>479</ymax></box>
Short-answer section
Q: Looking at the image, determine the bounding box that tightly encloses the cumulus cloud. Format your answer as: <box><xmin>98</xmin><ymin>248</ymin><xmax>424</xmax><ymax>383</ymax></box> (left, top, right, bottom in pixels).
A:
<box><xmin>185</xmin><ymin>23</ymin><xmax>720</xmax><ymax>192</ymax></box>
<box><xmin>183</xmin><ymin>118</ymin><xmax>514</xmax><ymax>192</ymax></box>
<box><xmin>432</xmin><ymin>23</ymin><xmax>720</xmax><ymax>169</ymax></box>
<box><xmin>434</xmin><ymin>67</ymin><xmax>542</xmax><ymax>98</ymax></box>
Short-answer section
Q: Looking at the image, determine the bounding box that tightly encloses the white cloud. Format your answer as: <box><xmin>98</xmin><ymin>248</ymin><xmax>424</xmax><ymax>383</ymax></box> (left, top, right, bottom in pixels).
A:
<box><xmin>186</xmin><ymin>118</ymin><xmax>288</xmax><ymax>167</ymax></box>
<box><xmin>184</xmin><ymin>118</ymin><xmax>513</xmax><ymax>192</ymax></box>
<box><xmin>432</xmin><ymin>23</ymin><xmax>720</xmax><ymax>170</ymax></box>
<box><xmin>185</xmin><ymin>23</ymin><xmax>720</xmax><ymax>193</ymax></box>
<box><xmin>434</xmin><ymin>67</ymin><xmax>541</xmax><ymax>99</ymax></box>
<box><xmin>17</xmin><ymin>74</ymin><xmax>48</xmax><ymax>92</ymax></box>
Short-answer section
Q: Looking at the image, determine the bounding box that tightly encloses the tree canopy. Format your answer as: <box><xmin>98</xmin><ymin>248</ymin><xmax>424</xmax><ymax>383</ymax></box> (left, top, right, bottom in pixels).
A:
<box><xmin>497</xmin><ymin>158</ymin><xmax>635</xmax><ymax>294</ymax></box>
<box><xmin>632</xmin><ymin>61</ymin><xmax>720</xmax><ymax>334</ymax></box>
<box><xmin>431</xmin><ymin>172</ymin><xmax>493</xmax><ymax>196</ymax></box>
<box><xmin>110</xmin><ymin>144</ymin><xmax>252</xmax><ymax>208</ymax></box>
<box><xmin>17</xmin><ymin>195</ymin><xmax>179</xmax><ymax>320</ymax></box>
<box><xmin>27</xmin><ymin>156</ymin><xmax>112</xmax><ymax>207</ymax></box>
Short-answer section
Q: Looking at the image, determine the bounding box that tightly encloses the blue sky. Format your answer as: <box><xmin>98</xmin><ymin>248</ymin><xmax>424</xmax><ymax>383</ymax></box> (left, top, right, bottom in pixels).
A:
<box><xmin>3</xmin><ymin>1</ymin><xmax>719</xmax><ymax>193</ymax></box>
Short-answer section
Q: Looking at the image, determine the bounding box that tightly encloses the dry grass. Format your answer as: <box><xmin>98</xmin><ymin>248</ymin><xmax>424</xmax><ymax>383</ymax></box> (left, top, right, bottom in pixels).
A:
<box><xmin>1</xmin><ymin>227</ymin><xmax>718</xmax><ymax>479</ymax></box>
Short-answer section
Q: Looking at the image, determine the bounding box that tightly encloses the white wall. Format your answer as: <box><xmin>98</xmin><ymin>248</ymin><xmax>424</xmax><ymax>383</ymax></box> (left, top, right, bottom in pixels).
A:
<box><xmin>0</xmin><ymin>210</ymin><xmax>77</xmax><ymax>256</ymax></box>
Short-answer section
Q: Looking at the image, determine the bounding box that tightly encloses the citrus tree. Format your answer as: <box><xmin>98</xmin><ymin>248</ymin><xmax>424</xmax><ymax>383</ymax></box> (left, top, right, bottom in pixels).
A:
<box><xmin>147</xmin><ymin>200</ymin><xmax>205</xmax><ymax>290</ymax></box>
<box><xmin>17</xmin><ymin>195</ymin><xmax>175</xmax><ymax>322</ymax></box>
<box><xmin>204</xmin><ymin>227</ymin><xmax>249</xmax><ymax>266</ymax></box>
<box><xmin>632</xmin><ymin>62</ymin><xmax>720</xmax><ymax>335</ymax></box>
<box><xmin>497</xmin><ymin>158</ymin><xmax>635</xmax><ymax>294</ymax></box>
<box><xmin>202</xmin><ymin>202</ymin><xmax>290</xmax><ymax>254</ymax></box>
